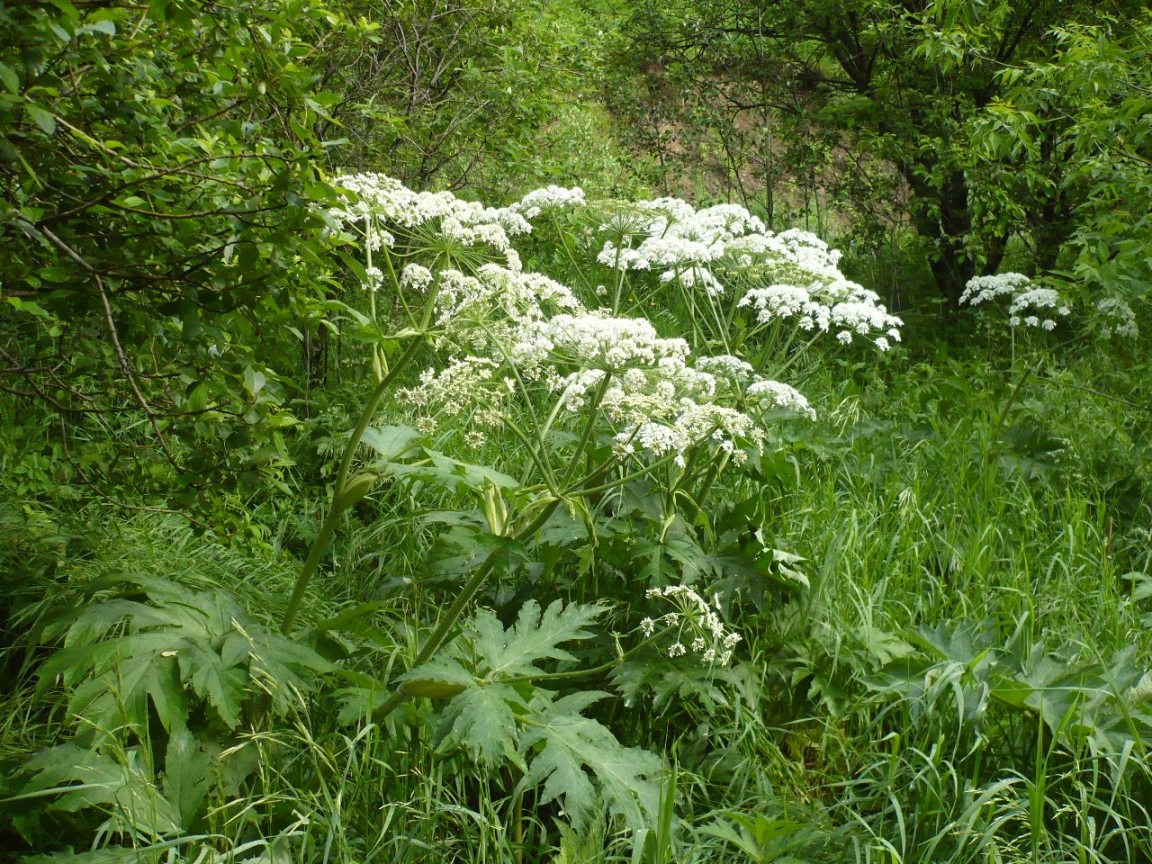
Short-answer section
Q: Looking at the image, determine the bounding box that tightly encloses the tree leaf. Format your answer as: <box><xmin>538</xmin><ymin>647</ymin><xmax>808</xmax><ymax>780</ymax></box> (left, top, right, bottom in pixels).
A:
<box><xmin>0</xmin><ymin>62</ymin><xmax>19</xmax><ymax>94</ymax></box>
<box><xmin>25</xmin><ymin>104</ymin><xmax>56</xmax><ymax>136</ymax></box>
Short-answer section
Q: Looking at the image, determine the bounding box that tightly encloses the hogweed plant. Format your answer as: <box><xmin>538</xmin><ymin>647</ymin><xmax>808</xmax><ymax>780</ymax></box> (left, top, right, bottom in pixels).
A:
<box><xmin>276</xmin><ymin>173</ymin><xmax>894</xmax><ymax>837</ymax></box>
<box><xmin>588</xmin><ymin>197</ymin><xmax>903</xmax><ymax>368</ymax></box>
<box><xmin>3</xmin><ymin>173</ymin><xmax>905</xmax><ymax>854</ymax></box>
<box><xmin>959</xmin><ymin>272</ymin><xmax>1073</xmax><ymax>366</ymax></box>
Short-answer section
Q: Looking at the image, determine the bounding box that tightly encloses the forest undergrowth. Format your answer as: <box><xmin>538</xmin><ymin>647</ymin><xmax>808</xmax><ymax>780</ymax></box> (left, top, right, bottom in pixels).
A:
<box><xmin>2</xmin><ymin>2</ymin><xmax>1151</xmax><ymax>862</ymax></box>
<box><xmin>2</xmin><ymin>175</ymin><xmax>1150</xmax><ymax>863</ymax></box>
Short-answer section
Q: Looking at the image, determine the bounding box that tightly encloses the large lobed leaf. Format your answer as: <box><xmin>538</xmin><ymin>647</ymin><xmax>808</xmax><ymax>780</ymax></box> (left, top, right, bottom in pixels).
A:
<box><xmin>521</xmin><ymin>691</ymin><xmax>664</xmax><ymax>833</ymax></box>
<box><xmin>402</xmin><ymin>599</ymin><xmax>663</xmax><ymax>832</ymax></box>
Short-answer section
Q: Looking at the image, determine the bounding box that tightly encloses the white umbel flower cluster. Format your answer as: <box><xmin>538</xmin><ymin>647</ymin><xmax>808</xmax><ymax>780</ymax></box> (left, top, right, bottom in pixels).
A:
<box><xmin>409</xmin><ymin>292</ymin><xmax>816</xmax><ymax>467</ymax></box>
<box><xmin>327</xmin><ymin>175</ymin><xmax>829</xmax><ymax>472</ymax></box>
<box><xmin>737</xmin><ymin>282</ymin><xmax>903</xmax><ymax>350</ymax></box>
<box><xmin>1094</xmin><ymin>297</ymin><xmax>1139</xmax><ymax>339</ymax></box>
<box><xmin>746</xmin><ymin>380</ymin><xmax>816</xmax><ymax>419</ymax></box>
<box><xmin>396</xmin><ymin>356</ymin><xmax>510</xmax><ymax>435</ymax></box>
<box><xmin>513</xmin><ymin>184</ymin><xmax>586</xmax><ymax>219</ymax></box>
<box><xmin>329</xmin><ymin>172</ymin><xmax>530</xmax><ymax>253</ymax></box>
<box><xmin>399</xmin><ymin>263</ymin><xmax>434</xmax><ymax>293</ymax></box>
<box><xmin>960</xmin><ymin>272</ymin><xmax>1071</xmax><ymax>331</ymax></box>
<box><xmin>522</xmin><ymin>312</ymin><xmax>690</xmax><ymax>370</ymax></box>
<box><xmin>595</xmin><ymin>198</ymin><xmax>902</xmax><ymax>349</ymax></box>
<box><xmin>640</xmin><ymin>585</ymin><xmax>742</xmax><ymax>666</ymax></box>
<box><xmin>959</xmin><ymin>272</ymin><xmax>1032</xmax><ymax>306</ymax></box>
<box><xmin>596</xmin><ymin>201</ymin><xmax>767</xmax><ymax>294</ymax></box>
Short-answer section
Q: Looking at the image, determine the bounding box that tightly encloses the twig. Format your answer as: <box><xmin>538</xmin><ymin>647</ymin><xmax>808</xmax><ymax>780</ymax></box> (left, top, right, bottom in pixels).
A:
<box><xmin>57</xmin><ymin>415</ymin><xmax>214</xmax><ymax>533</ymax></box>
<box><xmin>37</xmin><ymin>225</ymin><xmax>183</xmax><ymax>473</ymax></box>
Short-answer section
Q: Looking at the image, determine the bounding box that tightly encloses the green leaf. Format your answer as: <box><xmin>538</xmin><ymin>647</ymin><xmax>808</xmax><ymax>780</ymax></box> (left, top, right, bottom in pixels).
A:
<box><xmin>6</xmin><ymin>297</ymin><xmax>52</xmax><ymax>319</ymax></box>
<box><xmin>25</xmin><ymin>104</ymin><xmax>56</xmax><ymax>136</ymax></box>
<box><xmin>416</xmin><ymin>450</ymin><xmax>519</xmax><ymax>495</ymax></box>
<box><xmin>80</xmin><ymin>19</ymin><xmax>116</xmax><ymax>37</ymax></box>
<box><xmin>15</xmin><ymin>744</ymin><xmax>181</xmax><ymax>835</ymax></box>
<box><xmin>520</xmin><ymin>691</ymin><xmax>663</xmax><ymax>832</ymax></box>
<box><xmin>442</xmin><ymin>684</ymin><xmax>523</xmax><ymax>767</ymax></box>
<box><xmin>362</xmin><ymin>424</ymin><xmax>425</xmax><ymax>461</ymax></box>
<box><xmin>162</xmin><ymin>729</ymin><xmax>209</xmax><ymax>827</ymax></box>
<box><xmin>400</xmin><ymin>655</ymin><xmax>475</xmax><ymax>699</ymax></box>
<box><xmin>177</xmin><ymin>643</ymin><xmax>247</xmax><ymax>728</ymax></box>
<box><xmin>145</xmin><ymin>656</ymin><xmax>188</xmax><ymax>734</ymax></box>
<box><xmin>0</xmin><ymin>62</ymin><xmax>19</xmax><ymax>94</ymax></box>
<box><xmin>611</xmin><ymin>657</ymin><xmax>734</xmax><ymax>714</ymax></box>
<box><xmin>243</xmin><ymin>365</ymin><xmax>267</xmax><ymax>399</ymax></box>
<box><xmin>473</xmin><ymin>599</ymin><xmax>606</xmax><ymax>678</ymax></box>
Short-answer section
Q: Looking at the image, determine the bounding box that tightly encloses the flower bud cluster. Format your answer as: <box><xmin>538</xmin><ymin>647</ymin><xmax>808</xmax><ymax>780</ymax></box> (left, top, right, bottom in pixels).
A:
<box><xmin>640</xmin><ymin>585</ymin><xmax>742</xmax><ymax>666</ymax></box>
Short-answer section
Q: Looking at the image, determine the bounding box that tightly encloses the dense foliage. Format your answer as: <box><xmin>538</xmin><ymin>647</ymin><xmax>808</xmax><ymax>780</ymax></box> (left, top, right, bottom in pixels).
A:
<box><xmin>1</xmin><ymin>1</ymin><xmax>1150</xmax><ymax>863</ymax></box>
<box><xmin>611</xmin><ymin>1</ymin><xmax>1152</xmax><ymax>308</ymax></box>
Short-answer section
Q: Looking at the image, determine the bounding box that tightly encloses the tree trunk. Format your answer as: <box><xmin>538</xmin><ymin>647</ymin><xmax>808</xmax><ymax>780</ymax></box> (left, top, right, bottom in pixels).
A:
<box><xmin>903</xmin><ymin>166</ymin><xmax>978</xmax><ymax>314</ymax></box>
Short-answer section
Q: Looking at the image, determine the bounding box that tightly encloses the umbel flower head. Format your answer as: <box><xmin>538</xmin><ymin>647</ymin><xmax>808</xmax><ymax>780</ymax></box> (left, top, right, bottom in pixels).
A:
<box><xmin>328</xmin><ymin>172</ymin><xmax>530</xmax><ymax>256</ymax></box>
<box><xmin>513</xmin><ymin>184</ymin><xmax>586</xmax><ymax>219</ymax></box>
<box><xmin>640</xmin><ymin>585</ymin><xmax>742</xmax><ymax>666</ymax></box>
<box><xmin>399</xmin><ymin>267</ymin><xmax>815</xmax><ymax>465</ymax></box>
<box><xmin>594</xmin><ymin>197</ymin><xmax>902</xmax><ymax>350</ymax></box>
<box><xmin>326</xmin><ymin>175</ymin><xmax>835</xmax><ymax>471</ymax></box>
<box><xmin>1093</xmin><ymin>297</ymin><xmax>1139</xmax><ymax>339</ymax></box>
<box><xmin>959</xmin><ymin>272</ymin><xmax>1071</xmax><ymax>331</ymax></box>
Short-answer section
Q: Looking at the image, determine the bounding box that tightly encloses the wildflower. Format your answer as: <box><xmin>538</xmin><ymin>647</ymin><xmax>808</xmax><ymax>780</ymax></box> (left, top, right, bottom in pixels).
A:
<box><xmin>641</xmin><ymin>584</ymin><xmax>743</xmax><ymax>666</ymax></box>
<box><xmin>696</xmin><ymin>354</ymin><xmax>754</xmax><ymax>382</ymax></box>
<box><xmin>363</xmin><ymin>266</ymin><xmax>384</xmax><ymax>292</ymax></box>
<box><xmin>514</xmin><ymin>184</ymin><xmax>586</xmax><ymax>219</ymax></box>
<box><xmin>746</xmin><ymin>380</ymin><xmax>817</xmax><ymax>419</ymax></box>
<box><xmin>960</xmin><ymin>272</ymin><xmax>1071</xmax><ymax>332</ymax></box>
<box><xmin>591</xmin><ymin>195</ymin><xmax>902</xmax><ymax>351</ymax></box>
<box><xmin>1095</xmin><ymin>297</ymin><xmax>1139</xmax><ymax>339</ymax></box>
<box><xmin>400</xmin><ymin>263</ymin><xmax>433</xmax><ymax>292</ymax></box>
<box><xmin>959</xmin><ymin>272</ymin><xmax>1033</xmax><ymax>306</ymax></box>
<box><xmin>328</xmin><ymin>172</ymin><xmax>527</xmax><ymax>253</ymax></box>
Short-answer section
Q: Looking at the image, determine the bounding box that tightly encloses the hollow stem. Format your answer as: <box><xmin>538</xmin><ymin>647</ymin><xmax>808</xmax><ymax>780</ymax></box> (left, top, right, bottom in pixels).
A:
<box><xmin>281</xmin><ymin>335</ymin><xmax>425</xmax><ymax>634</ymax></box>
<box><xmin>371</xmin><ymin>495</ymin><xmax>563</xmax><ymax>721</ymax></box>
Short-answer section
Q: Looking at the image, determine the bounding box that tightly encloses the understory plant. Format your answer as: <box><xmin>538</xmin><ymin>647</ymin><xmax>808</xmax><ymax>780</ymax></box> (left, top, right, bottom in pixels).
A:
<box><xmin>5</xmin><ymin>174</ymin><xmax>902</xmax><ymax>857</ymax></box>
<box><xmin>14</xmin><ymin>171</ymin><xmax>1149</xmax><ymax>863</ymax></box>
<box><xmin>277</xmin><ymin>175</ymin><xmax>860</xmax><ymax>836</ymax></box>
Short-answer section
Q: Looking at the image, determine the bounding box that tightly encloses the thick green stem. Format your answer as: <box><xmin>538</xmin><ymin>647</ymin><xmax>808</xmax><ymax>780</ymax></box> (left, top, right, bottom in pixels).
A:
<box><xmin>281</xmin><ymin>336</ymin><xmax>425</xmax><ymax>634</ymax></box>
<box><xmin>558</xmin><ymin>372</ymin><xmax>613</xmax><ymax>489</ymax></box>
<box><xmin>611</xmin><ymin>244</ymin><xmax>626</xmax><ymax>314</ymax></box>
<box><xmin>371</xmin><ymin>496</ymin><xmax>563</xmax><ymax>722</ymax></box>
<box><xmin>502</xmin><ymin>418</ymin><xmax>560</xmax><ymax>496</ymax></box>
